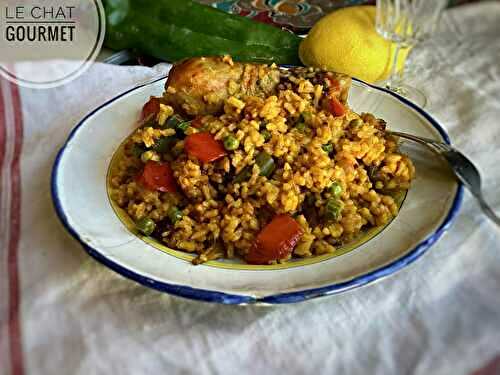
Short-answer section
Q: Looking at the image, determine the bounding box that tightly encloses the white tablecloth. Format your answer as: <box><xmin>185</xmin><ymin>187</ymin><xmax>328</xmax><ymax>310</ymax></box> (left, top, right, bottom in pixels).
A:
<box><xmin>1</xmin><ymin>2</ymin><xmax>500</xmax><ymax>374</ymax></box>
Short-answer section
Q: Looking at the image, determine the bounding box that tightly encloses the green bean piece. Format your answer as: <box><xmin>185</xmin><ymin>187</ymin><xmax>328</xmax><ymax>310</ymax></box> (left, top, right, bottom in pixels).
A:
<box><xmin>255</xmin><ymin>152</ymin><xmax>275</xmax><ymax>177</ymax></box>
<box><xmin>164</xmin><ymin>115</ymin><xmax>190</xmax><ymax>138</ymax></box>
<box><xmin>233</xmin><ymin>152</ymin><xmax>275</xmax><ymax>183</ymax></box>
<box><xmin>165</xmin><ymin>114</ymin><xmax>184</xmax><ymax>129</ymax></box>
<box><xmin>171</xmin><ymin>143</ymin><xmax>183</xmax><ymax>157</ymax></box>
<box><xmin>136</xmin><ymin>217</ymin><xmax>156</xmax><ymax>236</ymax></box>
<box><xmin>223</xmin><ymin>135</ymin><xmax>239</xmax><ymax>150</ymax></box>
<box><xmin>305</xmin><ymin>193</ymin><xmax>315</xmax><ymax>206</ymax></box>
<box><xmin>131</xmin><ymin>144</ymin><xmax>146</xmax><ymax>159</ymax></box>
<box><xmin>329</xmin><ymin>182</ymin><xmax>342</xmax><ymax>198</ymax></box>
<box><xmin>367</xmin><ymin>166</ymin><xmax>380</xmax><ymax>181</ymax></box>
<box><xmin>151</xmin><ymin>136</ymin><xmax>176</xmax><ymax>153</ymax></box>
<box><xmin>322</xmin><ymin>143</ymin><xmax>333</xmax><ymax>153</ymax></box>
<box><xmin>168</xmin><ymin>206</ymin><xmax>183</xmax><ymax>224</ymax></box>
<box><xmin>261</xmin><ymin>129</ymin><xmax>272</xmax><ymax>142</ymax></box>
<box><xmin>324</xmin><ymin>199</ymin><xmax>342</xmax><ymax>221</ymax></box>
<box><xmin>177</xmin><ymin>121</ymin><xmax>191</xmax><ymax>133</ymax></box>
<box><xmin>233</xmin><ymin>166</ymin><xmax>252</xmax><ymax>184</ymax></box>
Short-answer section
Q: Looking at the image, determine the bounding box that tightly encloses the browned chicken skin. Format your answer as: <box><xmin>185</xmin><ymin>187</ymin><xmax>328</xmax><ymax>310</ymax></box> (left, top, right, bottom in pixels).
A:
<box><xmin>163</xmin><ymin>56</ymin><xmax>351</xmax><ymax>117</ymax></box>
<box><xmin>164</xmin><ymin>56</ymin><xmax>279</xmax><ymax>116</ymax></box>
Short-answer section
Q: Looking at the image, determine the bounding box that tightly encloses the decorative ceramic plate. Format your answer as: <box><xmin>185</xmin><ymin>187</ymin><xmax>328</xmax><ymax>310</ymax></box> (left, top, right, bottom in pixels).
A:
<box><xmin>194</xmin><ymin>0</ymin><xmax>368</xmax><ymax>34</ymax></box>
<box><xmin>51</xmin><ymin>74</ymin><xmax>463</xmax><ymax>304</ymax></box>
<box><xmin>192</xmin><ymin>1</ymin><xmax>465</xmax><ymax>34</ymax></box>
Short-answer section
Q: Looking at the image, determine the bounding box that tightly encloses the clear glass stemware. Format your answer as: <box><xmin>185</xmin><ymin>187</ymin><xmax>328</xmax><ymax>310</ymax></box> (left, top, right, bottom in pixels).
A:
<box><xmin>376</xmin><ymin>0</ymin><xmax>448</xmax><ymax>107</ymax></box>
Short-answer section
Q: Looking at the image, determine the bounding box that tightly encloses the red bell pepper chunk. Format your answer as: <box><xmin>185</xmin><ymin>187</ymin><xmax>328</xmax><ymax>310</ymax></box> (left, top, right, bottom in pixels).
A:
<box><xmin>141</xmin><ymin>97</ymin><xmax>160</xmax><ymax>120</ymax></box>
<box><xmin>246</xmin><ymin>214</ymin><xmax>304</xmax><ymax>265</ymax></box>
<box><xmin>137</xmin><ymin>161</ymin><xmax>177</xmax><ymax>193</ymax></box>
<box><xmin>326</xmin><ymin>77</ymin><xmax>341</xmax><ymax>93</ymax></box>
<box><xmin>184</xmin><ymin>132</ymin><xmax>227</xmax><ymax>163</ymax></box>
<box><xmin>329</xmin><ymin>97</ymin><xmax>346</xmax><ymax>117</ymax></box>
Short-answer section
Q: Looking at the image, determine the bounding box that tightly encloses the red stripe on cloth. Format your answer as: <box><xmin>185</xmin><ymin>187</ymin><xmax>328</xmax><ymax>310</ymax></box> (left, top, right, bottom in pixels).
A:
<box><xmin>0</xmin><ymin>80</ymin><xmax>5</xmax><ymax>178</ymax></box>
<box><xmin>0</xmin><ymin>76</ymin><xmax>8</xmax><ymax>374</ymax></box>
<box><xmin>8</xmin><ymin>81</ymin><xmax>24</xmax><ymax>375</ymax></box>
<box><xmin>471</xmin><ymin>354</ymin><xmax>500</xmax><ymax>375</ymax></box>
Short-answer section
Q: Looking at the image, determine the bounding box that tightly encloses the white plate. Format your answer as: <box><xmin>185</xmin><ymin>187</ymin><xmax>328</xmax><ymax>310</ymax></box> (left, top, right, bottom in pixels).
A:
<box><xmin>51</xmin><ymin>76</ymin><xmax>463</xmax><ymax>304</ymax></box>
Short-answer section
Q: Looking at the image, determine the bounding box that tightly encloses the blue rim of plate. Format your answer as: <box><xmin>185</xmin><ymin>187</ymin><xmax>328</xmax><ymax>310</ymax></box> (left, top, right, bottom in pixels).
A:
<box><xmin>51</xmin><ymin>74</ymin><xmax>464</xmax><ymax>305</ymax></box>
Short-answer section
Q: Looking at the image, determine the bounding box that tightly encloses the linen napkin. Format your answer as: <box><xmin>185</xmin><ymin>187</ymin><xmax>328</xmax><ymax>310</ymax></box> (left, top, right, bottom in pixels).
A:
<box><xmin>1</xmin><ymin>3</ymin><xmax>500</xmax><ymax>375</ymax></box>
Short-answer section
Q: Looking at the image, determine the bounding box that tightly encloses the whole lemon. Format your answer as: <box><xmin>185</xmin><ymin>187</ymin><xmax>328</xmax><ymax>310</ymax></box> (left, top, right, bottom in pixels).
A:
<box><xmin>299</xmin><ymin>6</ymin><xmax>407</xmax><ymax>83</ymax></box>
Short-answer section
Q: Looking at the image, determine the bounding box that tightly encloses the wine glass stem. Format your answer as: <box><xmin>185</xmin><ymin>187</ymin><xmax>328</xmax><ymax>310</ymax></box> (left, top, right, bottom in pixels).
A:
<box><xmin>386</xmin><ymin>42</ymin><xmax>403</xmax><ymax>89</ymax></box>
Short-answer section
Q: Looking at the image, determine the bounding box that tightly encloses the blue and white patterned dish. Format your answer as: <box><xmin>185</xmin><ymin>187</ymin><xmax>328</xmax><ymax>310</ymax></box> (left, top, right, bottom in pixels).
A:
<box><xmin>51</xmin><ymin>75</ymin><xmax>463</xmax><ymax>304</ymax></box>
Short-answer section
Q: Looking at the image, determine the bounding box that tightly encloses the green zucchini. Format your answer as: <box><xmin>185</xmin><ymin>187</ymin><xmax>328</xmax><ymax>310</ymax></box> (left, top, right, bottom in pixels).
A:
<box><xmin>103</xmin><ymin>0</ymin><xmax>301</xmax><ymax>65</ymax></box>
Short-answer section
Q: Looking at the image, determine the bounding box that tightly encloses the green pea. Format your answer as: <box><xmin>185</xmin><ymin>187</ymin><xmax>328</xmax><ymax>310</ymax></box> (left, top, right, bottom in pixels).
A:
<box><xmin>322</xmin><ymin>143</ymin><xmax>333</xmax><ymax>153</ymax></box>
<box><xmin>168</xmin><ymin>206</ymin><xmax>183</xmax><ymax>224</ymax></box>
<box><xmin>329</xmin><ymin>182</ymin><xmax>342</xmax><ymax>198</ymax></box>
<box><xmin>349</xmin><ymin>118</ymin><xmax>364</xmax><ymax>128</ymax></box>
<box><xmin>136</xmin><ymin>217</ymin><xmax>156</xmax><ymax>236</ymax></box>
<box><xmin>295</xmin><ymin>122</ymin><xmax>306</xmax><ymax>132</ymax></box>
<box><xmin>261</xmin><ymin>129</ymin><xmax>272</xmax><ymax>142</ymax></box>
<box><xmin>223</xmin><ymin>135</ymin><xmax>239</xmax><ymax>150</ymax></box>
<box><xmin>324</xmin><ymin>199</ymin><xmax>342</xmax><ymax>221</ymax></box>
<box><xmin>301</xmin><ymin>111</ymin><xmax>312</xmax><ymax>123</ymax></box>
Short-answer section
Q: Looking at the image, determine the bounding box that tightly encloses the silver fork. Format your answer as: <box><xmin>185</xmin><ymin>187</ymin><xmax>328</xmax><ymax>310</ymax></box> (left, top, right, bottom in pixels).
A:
<box><xmin>387</xmin><ymin>130</ymin><xmax>500</xmax><ymax>226</ymax></box>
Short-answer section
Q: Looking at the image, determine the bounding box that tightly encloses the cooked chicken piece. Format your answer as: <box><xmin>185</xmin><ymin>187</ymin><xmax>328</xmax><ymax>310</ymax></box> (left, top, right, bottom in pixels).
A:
<box><xmin>164</xmin><ymin>56</ymin><xmax>280</xmax><ymax>116</ymax></box>
<box><xmin>163</xmin><ymin>56</ymin><xmax>351</xmax><ymax>117</ymax></box>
